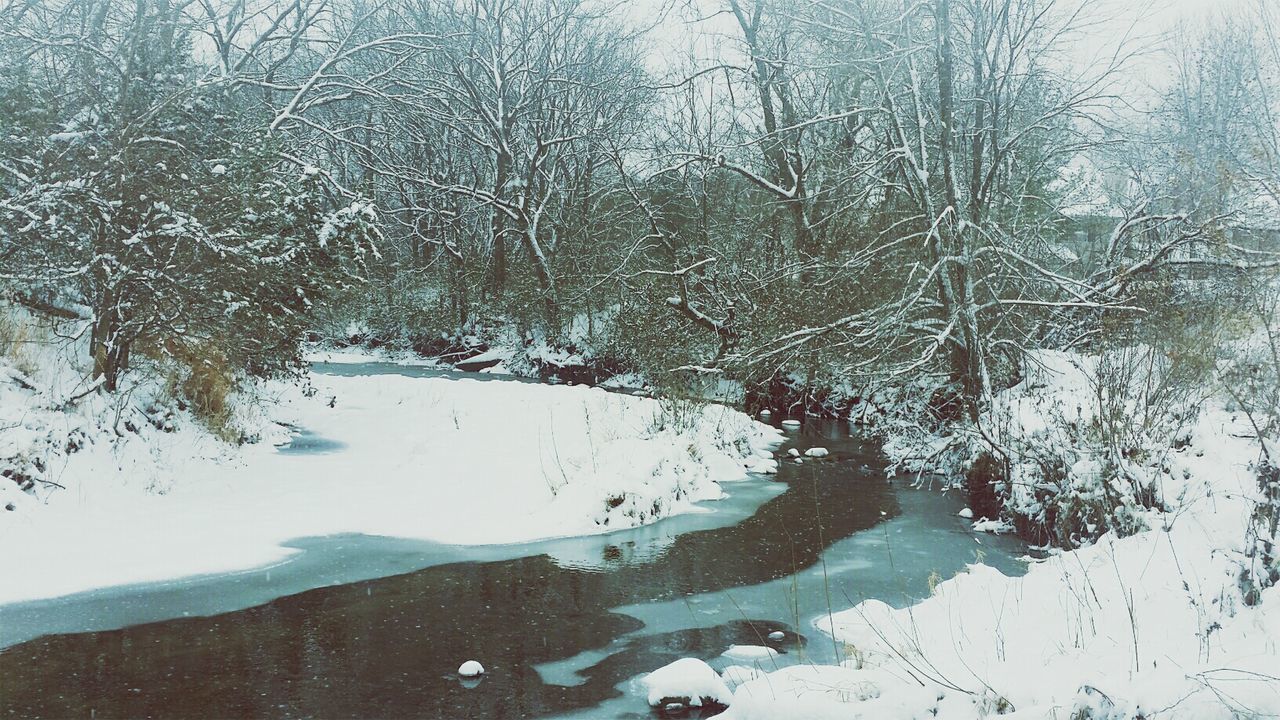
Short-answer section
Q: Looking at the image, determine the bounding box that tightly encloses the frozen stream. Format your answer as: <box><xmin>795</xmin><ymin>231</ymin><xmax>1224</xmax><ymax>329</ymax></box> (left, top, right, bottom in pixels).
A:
<box><xmin>0</xmin><ymin>364</ymin><xmax>1026</xmax><ymax>718</ymax></box>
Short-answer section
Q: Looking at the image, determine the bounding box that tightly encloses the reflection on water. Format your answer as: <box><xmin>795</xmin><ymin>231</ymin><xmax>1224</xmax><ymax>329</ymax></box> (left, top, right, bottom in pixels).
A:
<box><xmin>0</xmin><ymin>420</ymin><xmax>1025</xmax><ymax>719</ymax></box>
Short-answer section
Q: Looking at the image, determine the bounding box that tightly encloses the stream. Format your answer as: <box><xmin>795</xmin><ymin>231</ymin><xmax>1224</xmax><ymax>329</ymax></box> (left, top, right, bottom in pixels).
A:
<box><xmin>0</xmin><ymin>364</ymin><xmax>1026</xmax><ymax>719</ymax></box>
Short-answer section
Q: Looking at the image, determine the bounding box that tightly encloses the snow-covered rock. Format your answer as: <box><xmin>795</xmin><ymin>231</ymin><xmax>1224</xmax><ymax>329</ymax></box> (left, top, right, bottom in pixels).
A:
<box><xmin>720</xmin><ymin>645</ymin><xmax>779</xmax><ymax>663</ymax></box>
<box><xmin>787</xmin><ymin>448</ymin><xmax>800</xmax><ymax>458</ymax></box>
<box><xmin>957</xmin><ymin>507</ymin><xmax>973</xmax><ymax>519</ymax></box>
<box><xmin>780</xmin><ymin>419</ymin><xmax>801</xmax><ymax>429</ymax></box>
<box><xmin>641</xmin><ymin>658</ymin><xmax>732</xmax><ymax>709</ymax></box>
<box><xmin>748</xmin><ymin>458</ymin><xmax>779</xmax><ymax>474</ymax></box>
<box><xmin>766</xmin><ymin>631</ymin><xmax>786</xmax><ymax>641</ymax></box>
<box><xmin>803</xmin><ymin>447</ymin><xmax>829</xmax><ymax>458</ymax></box>
<box><xmin>457</xmin><ymin>660</ymin><xmax>484</xmax><ymax>677</ymax></box>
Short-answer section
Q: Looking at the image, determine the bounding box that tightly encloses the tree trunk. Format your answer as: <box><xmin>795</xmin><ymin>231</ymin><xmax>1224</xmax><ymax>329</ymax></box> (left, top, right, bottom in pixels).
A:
<box><xmin>91</xmin><ymin>290</ymin><xmax>125</xmax><ymax>393</ymax></box>
<box><xmin>489</xmin><ymin>152</ymin><xmax>511</xmax><ymax>295</ymax></box>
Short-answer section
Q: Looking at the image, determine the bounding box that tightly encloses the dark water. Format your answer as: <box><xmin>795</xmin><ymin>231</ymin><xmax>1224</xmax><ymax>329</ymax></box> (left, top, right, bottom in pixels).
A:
<box><xmin>0</xmin><ymin>384</ymin><xmax>1025</xmax><ymax>719</ymax></box>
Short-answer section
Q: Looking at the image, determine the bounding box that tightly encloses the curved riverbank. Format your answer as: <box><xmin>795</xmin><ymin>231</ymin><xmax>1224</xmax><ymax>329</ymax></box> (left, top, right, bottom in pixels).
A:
<box><xmin>0</xmin><ymin>417</ymin><xmax>1027</xmax><ymax>719</ymax></box>
<box><xmin>0</xmin><ymin>362</ymin><xmax>780</xmax><ymax>608</ymax></box>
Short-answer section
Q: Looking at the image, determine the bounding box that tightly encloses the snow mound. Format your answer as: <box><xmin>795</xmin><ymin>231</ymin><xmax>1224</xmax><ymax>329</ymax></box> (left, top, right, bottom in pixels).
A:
<box><xmin>641</xmin><ymin>657</ymin><xmax>732</xmax><ymax>708</ymax></box>
<box><xmin>721</xmin><ymin>665</ymin><xmax>763</xmax><ymax>687</ymax></box>
<box><xmin>458</xmin><ymin>660</ymin><xmax>484</xmax><ymax>677</ymax></box>
<box><xmin>720</xmin><ymin>645</ymin><xmax>779</xmax><ymax>663</ymax></box>
<box><xmin>804</xmin><ymin>447</ymin><xmax>829</xmax><ymax>458</ymax></box>
<box><xmin>718</xmin><ymin>665</ymin><xmax>914</xmax><ymax>720</ymax></box>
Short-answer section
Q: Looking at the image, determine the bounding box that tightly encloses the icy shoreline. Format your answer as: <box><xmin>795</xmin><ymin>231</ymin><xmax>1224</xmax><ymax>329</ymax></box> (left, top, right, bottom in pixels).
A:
<box><xmin>0</xmin><ymin>356</ymin><xmax>781</xmax><ymax>606</ymax></box>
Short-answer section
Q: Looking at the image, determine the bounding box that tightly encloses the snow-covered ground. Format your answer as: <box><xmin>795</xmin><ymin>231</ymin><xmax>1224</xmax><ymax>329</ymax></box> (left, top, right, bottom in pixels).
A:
<box><xmin>0</xmin><ymin>339</ymin><xmax>781</xmax><ymax>605</ymax></box>
<box><xmin>703</xmin><ymin>352</ymin><xmax>1280</xmax><ymax>719</ymax></box>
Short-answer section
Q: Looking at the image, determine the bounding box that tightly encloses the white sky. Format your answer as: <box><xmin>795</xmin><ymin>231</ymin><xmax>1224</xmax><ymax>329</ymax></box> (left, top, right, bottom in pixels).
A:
<box><xmin>624</xmin><ymin>0</ymin><xmax>1261</xmax><ymax>93</ymax></box>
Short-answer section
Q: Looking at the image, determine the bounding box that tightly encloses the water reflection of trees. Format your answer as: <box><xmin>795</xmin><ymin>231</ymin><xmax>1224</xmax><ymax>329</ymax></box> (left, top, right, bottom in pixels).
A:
<box><xmin>0</xmin><ymin>442</ymin><xmax>894</xmax><ymax>718</ymax></box>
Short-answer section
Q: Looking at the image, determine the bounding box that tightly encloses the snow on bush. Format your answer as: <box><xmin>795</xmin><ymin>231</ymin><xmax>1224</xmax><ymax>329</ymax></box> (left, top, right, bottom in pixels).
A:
<box><xmin>883</xmin><ymin>350</ymin><xmax>1214</xmax><ymax>547</ymax></box>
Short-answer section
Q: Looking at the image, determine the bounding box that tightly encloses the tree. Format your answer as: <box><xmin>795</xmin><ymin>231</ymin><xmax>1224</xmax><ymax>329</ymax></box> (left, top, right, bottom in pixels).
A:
<box><xmin>268</xmin><ymin>0</ymin><xmax>645</xmax><ymax>339</ymax></box>
<box><xmin>0</xmin><ymin>0</ymin><xmax>379</xmax><ymax>390</ymax></box>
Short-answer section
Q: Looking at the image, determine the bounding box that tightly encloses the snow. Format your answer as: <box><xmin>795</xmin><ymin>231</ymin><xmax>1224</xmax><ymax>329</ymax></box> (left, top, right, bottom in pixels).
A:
<box><xmin>780</xmin><ymin>419</ymin><xmax>801</xmax><ymax>429</ymax></box>
<box><xmin>721</xmin><ymin>665</ymin><xmax>763</xmax><ymax>687</ymax></box>
<box><xmin>523</xmin><ymin>340</ymin><xmax>584</xmax><ymax>369</ymax></box>
<box><xmin>640</xmin><ymin>658</ymin><xmax>732</xmax><ymax>708</ymax></box>
<box><xmin>972</xmin><ymin>517</ymin><xmax>1012</xmax><ymax>533</ymax></box>
<box><xmin>804</xmin><ymin>447</ymin><xmax>829</xmax><ymax>458</ymax></box>
<box><xmin>787</xmin><ymin>448</ymin><xmax>800</xmax><ymax>457</ymax></box>
<box><xmin>479</xmin><ymin>361</ymin><xmax>512</xmax><ymax>375</ymax></box>
<box><xmin>0</xmin><ymin>347</ymin><xmax>781</xmax><ymax>605</ymax></box>
<box><xmin>598</xmin><ymin>372</ymin><xmax>648</xmax><ymax>391</ymax></box>
<box><xmin>715</xmin><ymin>349</ymin><xmax>1280</xmax><ymax>719</ymax></box>
<box><xmin>720</xmin><ymin>645</ymin><xmax>779</xmax><ymax>663</ymax></box>
<box><xmin>766</xmin><ymin>631</ymin><xmax>786</xmax><ymax>641</ymax></box>
<box><xmin>457</xmin><ymin>660</ymin><xmax>484</xmax><ymax>677</ymax></box>
<box><xmin>458</xmin><ymin>347</ymin><xmax>511</xmax><ymax>365</ymax></box>
<box><xmin>957</xmin><ymin>507</ymin><xmax>973</xmax><ymax>518</ymax></box>
<box><xmin>718</xmin><ymin>665</ymin><xmax>932</xmax><ymax>720</ymax></box>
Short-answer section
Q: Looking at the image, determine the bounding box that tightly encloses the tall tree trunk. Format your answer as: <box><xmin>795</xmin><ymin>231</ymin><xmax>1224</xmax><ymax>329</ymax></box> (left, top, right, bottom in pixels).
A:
<box><xmin>521</xmin><ymin>223</ymin><xmax>559</xmax><ymax>336</ymax></box>
<box><xmin>935</xmin><ymin>0</ymin><xmax>987</xmax><ymax>420</ymax></box>
<box><xmin>489</xmin><ymin>152</ymin><xmax>511</xmax><ymax>295</ymax></box>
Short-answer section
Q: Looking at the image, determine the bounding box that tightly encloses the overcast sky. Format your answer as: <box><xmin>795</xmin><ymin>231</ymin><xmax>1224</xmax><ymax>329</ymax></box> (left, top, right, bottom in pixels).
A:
<box><xmin>624</xmin><ymin>0</ymin><xmax>1260</xmax><ymax>97</ymax></box>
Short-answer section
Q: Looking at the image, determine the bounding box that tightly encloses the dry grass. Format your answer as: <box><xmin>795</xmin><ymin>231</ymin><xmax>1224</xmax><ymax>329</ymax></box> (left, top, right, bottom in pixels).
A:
<box><xmin>145</xmin><ymin>338</ymin><xmax>241</xmax><ymax>443</ymax></box>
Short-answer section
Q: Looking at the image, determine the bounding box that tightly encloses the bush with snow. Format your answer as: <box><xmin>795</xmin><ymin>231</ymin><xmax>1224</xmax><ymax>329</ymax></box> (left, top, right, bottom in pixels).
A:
<box><xmin>734</xmin><ymin>344</ymin><xmax>1280</xmax><ymax>719</ymax></box>
<box><xmin>884</xmin><ymin>349</ymin><xmax>1214</xmax><ymax>548</ymax></box>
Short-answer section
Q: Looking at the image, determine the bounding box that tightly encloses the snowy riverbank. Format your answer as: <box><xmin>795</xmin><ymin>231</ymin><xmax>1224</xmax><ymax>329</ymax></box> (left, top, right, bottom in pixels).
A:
<box><xmin>0</xmin><ymin>350</ymin><xmax>781</xmax><ymax>605</ymax></box>
<box><xmin>702</xmin><ymin>354</ymin><xmax>1280</xmax><ymax>719</ymax></box>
